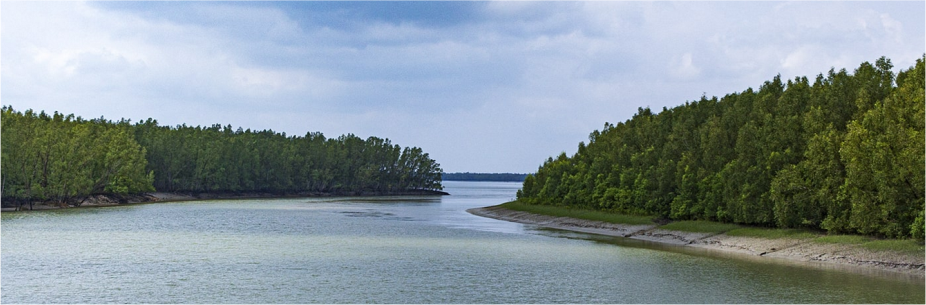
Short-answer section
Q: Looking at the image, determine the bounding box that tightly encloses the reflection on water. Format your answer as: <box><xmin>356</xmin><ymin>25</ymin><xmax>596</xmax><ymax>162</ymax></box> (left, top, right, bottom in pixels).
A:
<box><xmin>2</xmin><ymin>181</ymin><xmax>923</xmax><ymax>304</ymax></box>
<box><xmin>316</xmin><ymin>196</ymin><xmax>442</xmax><ymax>204</ymax></box>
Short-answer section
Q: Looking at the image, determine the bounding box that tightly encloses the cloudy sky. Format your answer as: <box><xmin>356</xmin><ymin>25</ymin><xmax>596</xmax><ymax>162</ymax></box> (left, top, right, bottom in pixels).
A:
<box><xmin>3</xmin><ymin>1</ymin><xmax>924</xmax><ymax>173</ymax></box>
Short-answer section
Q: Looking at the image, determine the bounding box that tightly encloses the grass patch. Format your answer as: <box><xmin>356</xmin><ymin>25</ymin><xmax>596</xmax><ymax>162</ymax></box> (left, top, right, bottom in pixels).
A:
<box><xmin>813</xmin><ymin>235</ymin><xmax>872</xmax><ymax>245</ymax></box>
<box><xmin>658</xmin><ymin>220</ymin><xmax>741</xmax><ymax>234</ymax></box>
<box><xmin>814</xmin><ymin>235</ymin><xmax>925</xmax><ymax>255</ymax></box>
<box><xmin>498</xmin><ymin>201</ymin><xmax>655</xmax><ymax>225</ymax></box>
<box><xmin>861</xmin><ymin>239</ymin><xmax>925</xmax><ymax>255</ymax></box>
<box><xmin>725</xmin><ymin>227</ymin><xmax>818</xmax><ymax>239</ymax></box>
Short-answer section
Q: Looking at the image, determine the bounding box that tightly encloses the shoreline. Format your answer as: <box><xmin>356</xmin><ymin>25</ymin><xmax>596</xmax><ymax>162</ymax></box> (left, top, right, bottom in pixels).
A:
<box><xmin>467</xmin><ymin>205</ymin><xmax>925</xmax><ymax>278</ymax></box>
<box><xmin>0</xmin><ymin>189</ymin><xmax>449</xmax><ymax>211</ymax></box>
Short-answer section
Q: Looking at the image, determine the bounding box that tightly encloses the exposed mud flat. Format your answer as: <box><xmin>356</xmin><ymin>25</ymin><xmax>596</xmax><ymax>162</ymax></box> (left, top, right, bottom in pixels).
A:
<box><xmin>1</xmin><ymin>193</ymin><xmax>159</xmax><ymax>211</ymax></box>
<box><xmin>1</xmin><ymin>189</ymin><xmax>448</xmax><ymax>211</ymax></box>
<box><xmin>468</xmin><ymin>205</ymin><xmax>925</xmax><ymax>277</ymax></box>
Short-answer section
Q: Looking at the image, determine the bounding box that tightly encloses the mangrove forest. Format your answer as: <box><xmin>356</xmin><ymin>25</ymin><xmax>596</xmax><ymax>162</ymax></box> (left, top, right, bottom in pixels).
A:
<box><xmin>517</xmin><ymin>56</ymin><xmax>925</xmax><ymax>240</ymax></box>
<box><xmin>1</xmin><ymin>108</ymin><xmax>444</xmax><ymax>206</ymax></box>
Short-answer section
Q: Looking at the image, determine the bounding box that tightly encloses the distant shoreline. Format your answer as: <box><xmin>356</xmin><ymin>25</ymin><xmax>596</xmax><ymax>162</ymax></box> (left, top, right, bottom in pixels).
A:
<box><xmin>0</xmin><ymin>189</ymin><xmax>449</xmax><ymax>211</ymax></box>
<box><xmin>442</xmin><ymin>172</ymin><xmax>528</xmax><ymax>182</ymax></box>
<box><xmin>467</xmin><ymin>205</ymin><xmax>925</xmax><ymax>278</ymax></box>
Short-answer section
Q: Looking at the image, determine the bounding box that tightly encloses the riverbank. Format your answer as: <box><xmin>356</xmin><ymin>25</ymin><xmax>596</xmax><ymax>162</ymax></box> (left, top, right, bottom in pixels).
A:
<box><xmin>1</xmin><ymin>189</ymin><xmax>450</xmax><ymax>211</ymax></box>
<box><xmin>467</xmin><ymin>205</ymin><xmax>925</xmax><ymax>277</ymax></box>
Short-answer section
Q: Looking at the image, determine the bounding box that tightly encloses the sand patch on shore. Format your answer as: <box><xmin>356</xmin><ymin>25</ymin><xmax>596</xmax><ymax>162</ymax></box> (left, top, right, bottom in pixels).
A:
<box><xmin>146</xmin><ymin>192</ymin><xmax>197</xmax><ymax>202</ymax></box>
<box><xmin>467</xmin><ymin>205</ymin><xmax>656</xmax><ymax>238</ymax></box>
<box><xmin>467</xmin><ymin>205</ymin><xmax>925</xmax><ymax>277</ymax></box>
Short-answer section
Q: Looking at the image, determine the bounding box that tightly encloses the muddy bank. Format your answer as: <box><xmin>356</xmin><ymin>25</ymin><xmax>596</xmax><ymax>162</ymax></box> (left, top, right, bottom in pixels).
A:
<box><xmin>1</xmin><ymin>189</ymin><xmax>449</xmax><ymax>211</ymax></box>
<box><xmin>468</xmin><ymin>205</ymin><xmax>925</xmax><ymax>277</ymax></box>
<box><xmin>1</xmin><ymin>193</ymin><xmax>159</xmax><ymax>211</ymax></box>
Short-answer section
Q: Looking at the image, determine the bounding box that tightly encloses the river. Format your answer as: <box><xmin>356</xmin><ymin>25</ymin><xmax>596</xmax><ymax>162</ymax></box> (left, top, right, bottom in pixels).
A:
<box><xmin>2</xmin><ymin>181</ymin><xmax>923</xmax><ymax>303</ymax></box>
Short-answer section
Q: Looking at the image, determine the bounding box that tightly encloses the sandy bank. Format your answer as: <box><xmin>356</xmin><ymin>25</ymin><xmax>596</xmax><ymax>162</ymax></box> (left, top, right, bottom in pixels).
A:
<box><xmin>1</xmin><ymin>189</ymin><xmax>448</xmax><ymax>211</ymax></box>
<box><xmin>1</xmin><ymin>193</ymin><xmax>158</xmax><ymax>211</ymax></box>
<box><xmin>467</xmin><ymin>205</ymin><xmax>925</xmax><ymax>278</ymax></box>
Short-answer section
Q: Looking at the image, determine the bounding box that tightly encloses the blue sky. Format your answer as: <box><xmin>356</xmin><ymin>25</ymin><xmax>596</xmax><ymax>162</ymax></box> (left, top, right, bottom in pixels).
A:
<box><xmin>3</xmin><ymin>1</ymin><xmax>924</xmax><ymax>173</ymax></box>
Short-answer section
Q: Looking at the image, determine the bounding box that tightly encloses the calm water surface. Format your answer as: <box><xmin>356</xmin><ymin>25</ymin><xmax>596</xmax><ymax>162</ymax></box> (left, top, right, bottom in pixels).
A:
<box><xmin>2</xmin><ymin>181</ymin><xmax>923</xmax><ymax>303</ymax></box>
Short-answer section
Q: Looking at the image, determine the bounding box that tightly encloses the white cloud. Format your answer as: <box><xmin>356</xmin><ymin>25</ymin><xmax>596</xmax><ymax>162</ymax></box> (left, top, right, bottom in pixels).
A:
<box><xmin>3</xmin><ymin>1</ymin><xmax>923</xmax><ymax>172</ymax></box>
<box><xmin>671</xmin><ymin>53</ymin><xmax>701</xmax><ymax>80</ymax></box>
<box><xmin>880</xmin><ymin>13</ymin><xmax>904</xmax><ymax>43</ymax></box>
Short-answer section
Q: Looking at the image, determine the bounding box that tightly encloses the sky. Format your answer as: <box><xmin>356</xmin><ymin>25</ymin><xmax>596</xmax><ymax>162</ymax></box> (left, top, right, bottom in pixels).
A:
<box><xmin>2</xmin><ymin>1</ymin><xmax>924</xmax><ymax>173</ymax></box>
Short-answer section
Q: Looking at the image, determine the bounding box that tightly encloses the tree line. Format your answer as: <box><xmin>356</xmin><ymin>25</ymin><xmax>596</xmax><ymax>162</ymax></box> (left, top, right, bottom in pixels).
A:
<box><xmin>517</xmin><ymin>56</ymin><xmax>924</xmax><ymax>240</ymax></box>
<box><xmin>2</xmin><ymin>108</ymin><xmax>444</xmax><ymax>206</ymax></box>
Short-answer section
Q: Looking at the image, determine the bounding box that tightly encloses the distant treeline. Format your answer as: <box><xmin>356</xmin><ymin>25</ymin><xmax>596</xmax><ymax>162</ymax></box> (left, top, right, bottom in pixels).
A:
<box><xmin>443</xmin><ymin>172</ymin><xmax>529</xmax><ymax>182</ymax></box>
<box><xmin>1</xmin><ymin>108</ymin><xmax>444</xmax><ymax>206</ymax></box>
<box><xmin>517</xmin><ymin>56</ymin><xmax>924</xmax><ymax>240</ymax></box>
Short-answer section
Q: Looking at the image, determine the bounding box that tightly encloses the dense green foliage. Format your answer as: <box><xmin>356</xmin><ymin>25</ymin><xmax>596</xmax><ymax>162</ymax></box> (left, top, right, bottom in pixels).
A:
<box><xmin>517</xmin><ymin>56</ymin><xmax>925</xmax><ymax>239</ymax></box>
<box><xmin>2</xmin><ymin>108</ymin><xmax>443</xmax><ymax>205</ymax></box>
<box><xmin>132</xmin><ymin>120</ymin><xmax>442</xmax><ymax>194</ymax></box>
<box><xmin>443</xmin><ymin>172</ymin><xmax>528</xmax><ymax>182</ymax></box>
<box><xmin>1</xmin><ymin>109</ymin><xmax>154</xmax><ymax>205</ymax></box>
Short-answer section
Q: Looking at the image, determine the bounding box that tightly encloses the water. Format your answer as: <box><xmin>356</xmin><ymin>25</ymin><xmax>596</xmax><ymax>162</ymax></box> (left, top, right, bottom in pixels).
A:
<box><xmin>2</xmin><ymin>181</ymin><xmax>923</xmax><ymax>303</ymax></box>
